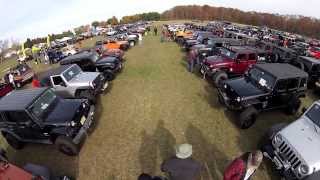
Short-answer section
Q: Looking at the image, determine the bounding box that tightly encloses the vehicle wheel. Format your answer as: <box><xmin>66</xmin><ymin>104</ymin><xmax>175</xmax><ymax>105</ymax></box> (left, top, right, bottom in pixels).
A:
<box><xmin>55</xmin><ymin>136</ymin><xmax>79</xmax><ymax>156</ymax></box>
<box><xmin>79</xmin><ymin>91</ymin><xmax>96</xmax><ymax>105</ymax></box>
<box><xmin>213</xmin><ymin>71</ymin><xmax>228</xmax><ymax>87</ymax></box>
<box><xmin>239</xmin><ymin>107</ymin><xmax>258</xmax><ymax>129</ymax></box>
<box><xmin>103</xmin><ymin>70</ymin><xmax>115</xmax><ymax>81</ymax></box>
<box><xmin>5</xmin><ymin>133</ymin><xmax>24</xmax><ymax>150</ymax></box>
<box><xmin>286</xmin><ymin>97</ymin><xmax>301</xmax><ymax>115</ymax></box>
<box><xmin>129</xmin><ymin>41</ymin><xmax>135</xmax><ymax>47</ymax></box>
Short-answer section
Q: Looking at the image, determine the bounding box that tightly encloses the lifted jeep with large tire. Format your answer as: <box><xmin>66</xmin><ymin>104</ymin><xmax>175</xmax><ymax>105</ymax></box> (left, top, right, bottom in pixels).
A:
<box><xmin>218</xmin><ymin>63</ymin><xmax>308</xmax><ymax>129</ymax></box>
<box><xmin>39</xmin><ymin>64</ymin><xmax>107</xmax><ymax>104</ymax></box>
<box><xmin>0</xmin><ymin>88</ymin><xmax>95</xmax><ymax>156</ymax></box>
<box><xmin>261</xmin><ymin>101</ymin><xmax>320</xmax><ymax>180</ymax></box>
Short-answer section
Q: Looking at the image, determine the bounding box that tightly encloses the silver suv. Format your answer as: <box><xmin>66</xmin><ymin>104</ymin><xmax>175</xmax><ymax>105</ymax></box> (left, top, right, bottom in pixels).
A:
<box><xmin>40</xmin><ymin>64</ymin><xmax>107</xmax><ymax>103</ymax></box>
<box><xmin>263</xmin><ymin>101</ymin><xmax>320</xmax><ymax>180</ymax></box>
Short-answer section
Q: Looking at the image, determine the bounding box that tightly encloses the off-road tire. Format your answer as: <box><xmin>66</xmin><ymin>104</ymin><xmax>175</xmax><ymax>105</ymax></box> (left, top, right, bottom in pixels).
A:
<box><xmin>129</xmin><ymin>41</ymin><xmax>135</xmax><ymax>47</ymax></box>
<box><xmin>103</xmin><ymin>70</ymin><xmax>115</xmax><ymax>81</ymax></box>
<box><xmin>286</xmin><ymin>97</ymin><xmax>301</xmax><ymax>115</ymax></box>
<box><xmin>5</xmin><ymin>133</ymin><xmax>24</xmax><ymax>150</ymax></box>
<box><xmin>239</xmin><ymin>107</ymin><xmax>258</xmax><ymax>129</ymax></box>
<box><xmin>79</xmin><ymin>91</ymin><xmax>96</xmax><ymax>105</ymax></box>
<box><xmin>213</xmin><ymin>71</ymin><xmax>228</xmax><ymax>87</ymax></box>
<box><xmin>55</xmin><ymin>136</ymin><xmax>79</xmax><ymax>156</ymax></box>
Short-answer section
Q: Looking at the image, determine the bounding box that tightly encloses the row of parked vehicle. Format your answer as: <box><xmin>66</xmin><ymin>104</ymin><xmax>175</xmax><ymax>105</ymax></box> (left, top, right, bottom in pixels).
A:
<box><xmin>171</xmin><ymin>21</ymin><xmax>320</xmax><ymax>180</ymax></box>
<box><xmin>0</xmin><ymin>23</ymin><xmax>148</xmax><ymax>162</ymax></box>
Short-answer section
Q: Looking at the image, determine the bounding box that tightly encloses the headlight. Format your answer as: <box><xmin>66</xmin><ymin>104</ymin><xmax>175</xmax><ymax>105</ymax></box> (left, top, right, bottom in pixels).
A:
<box><xmin>209</xmin><ymin>65</ymin><xmax>214</xmax><ymax>68</ymax></box>
<box><xmin>274</xmin><ymin>134</ymin><xmax>283</xmax><ymax>145</ymax></box>
<box><xmin>236</xmin><ymin>97</ymin><xmax>241</xmax><ymax>102</ymax></box>
<box><xmin>299</xmin><ymin>164</ymin><xmax>309</xmax><ymax>175</ymax></box>
<box><xmin>202</xmin><ymin>53</ymin><xmax>206</xmax><ymax>56</ymax></box>
<box><xmin>224</xmin><ymin>84</ymin><xmax>227</xmax><ymax>89</ymax></box>
<box><xmin>90</xmin><ymin>82</ymin><xmax>96</xmax><ymax>88</ymax></box>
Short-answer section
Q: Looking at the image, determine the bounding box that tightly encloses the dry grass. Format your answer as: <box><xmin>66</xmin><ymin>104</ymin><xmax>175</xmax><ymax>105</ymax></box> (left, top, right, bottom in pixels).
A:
<box><xmin>0</xmin><ymin>27</ymin><xmax>316</xmax><ymax>180</ymax></box>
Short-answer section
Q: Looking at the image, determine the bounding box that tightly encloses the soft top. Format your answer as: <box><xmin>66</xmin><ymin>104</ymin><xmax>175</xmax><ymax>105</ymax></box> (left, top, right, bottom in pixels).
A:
<box><xmin>0</xmin><ymin>88</ymin><xmax>48</xmax><ymax>111</ymax></box>
<box><xmin>254</xmin><ymin>63</ymin><xmax>308</xmax><ymax>79</ymax></box>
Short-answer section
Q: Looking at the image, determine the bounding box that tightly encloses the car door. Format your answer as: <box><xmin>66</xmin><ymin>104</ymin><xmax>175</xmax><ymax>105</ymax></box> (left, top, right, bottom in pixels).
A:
<box><xmin>270</xmin><ymin>80</ymin><xmax>291</xmax><ymax>108</ymax></box>
<box><xmin>3</xmin><ymin>111</ymin><xmax>45</xmax><ymax>140</ymax></box>
<box><xmin>234</xmin><ymin>53</ymin><xmax>248</xmax><ymax>74</ymax></box>
<box><xmin>51</xmin><ymin>75</ymin><xmax>71</xmax><ymax>98</ymax></box>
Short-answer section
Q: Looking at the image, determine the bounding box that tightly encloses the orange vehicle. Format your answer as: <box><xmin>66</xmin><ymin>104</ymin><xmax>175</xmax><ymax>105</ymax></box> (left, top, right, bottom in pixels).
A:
<box><xmin>104</xmin><ymin>40</ymin><xmax>129</xmax><ymax>51</ymax></box>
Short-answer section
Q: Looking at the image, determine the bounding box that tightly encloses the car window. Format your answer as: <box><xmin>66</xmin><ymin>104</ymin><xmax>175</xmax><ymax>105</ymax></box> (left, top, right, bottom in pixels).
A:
<box><xmin>276</xmin><ymin>80</ymin><xmax>287</xmax><ymax>92</ymax></box>
<box><xmin>287</xmin><ymin>78</ymin><xmax>299</xmax><ymax>89</ymax></box>
<box><xmin>237</xmin><ymin>54</ymin><xmax>247</xmax><ymax>61</ymax></box>
<box><xmin>248</xmin><ymin>53</ymin><xmax>256</xmax><ymax>60</ymax></box>
<box><xmin>29</xmin><ymin>90</ymin><xmax>57</xmax><ymax>120</ymax></box>
<box><xmin>5</xmin><ymin>111</ymin><xmax>31</xmax><ymax>123</ymax></box>
<box><xmin>52</xmin><ymin>76</ymin><xmax>64</xmax><ymax>86</ymax></box>
<box><xmin>63</xmin><ymin>65</ymin><xmax>81</xmax><ymax>82</ymax></box>
<box><xmin>300</xmin><ymin>78</ymin><xmax>307</xmax><ymax>88</ymax></box>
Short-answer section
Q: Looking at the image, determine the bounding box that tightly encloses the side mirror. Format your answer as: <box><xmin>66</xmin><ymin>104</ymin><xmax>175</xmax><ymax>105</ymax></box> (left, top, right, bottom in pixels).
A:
<box><xmin>302</xmin><ymin>107</ymin><xmax>307</xmax><ymax>114</ymax></box>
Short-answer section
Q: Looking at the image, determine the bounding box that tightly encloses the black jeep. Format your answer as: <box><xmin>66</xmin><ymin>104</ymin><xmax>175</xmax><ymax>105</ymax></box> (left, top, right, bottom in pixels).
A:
<box><xmin>60</xmin><ymin>51</ymin><xmax>122</xmax><ymax>81</ymax></box>
<box><xmin>0</xmin><ymin>88</ymin><xmax>95</xmax><ymax>156</ymax></box>
<box><xmin>290</xmin><ymin>56</ymin><xmax>320</xmax><ymax>89</ymax></box>
<box><xmin>218</xmin><ymin>63</ymin><xmax>308</xmax><ymax>129</ymax></box>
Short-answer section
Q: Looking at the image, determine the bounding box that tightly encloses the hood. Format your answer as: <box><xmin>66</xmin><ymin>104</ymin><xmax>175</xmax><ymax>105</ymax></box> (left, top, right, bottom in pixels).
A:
<box><xmin>225</xmin><ymin>78</ymin><xmax>266</xmax><ymax>98</ymax></box>
<box><xmin>280</xmin><ymin>118</ymin><xmax>320</xmax><ymax>172</ymax></box>
<box><xmin>96</xmin><ymin>56</ymin><xmax>118</xmax><ymax>65</ymax></box>
<box><xmin>45</xmin><ymin>99</ymin><xmax>82</xmax><ymax>125</ymax></box>
<box><xmin>68</xmin><ymin>72</ymin><xmax>99</xmax><ymax>86</ymax></box>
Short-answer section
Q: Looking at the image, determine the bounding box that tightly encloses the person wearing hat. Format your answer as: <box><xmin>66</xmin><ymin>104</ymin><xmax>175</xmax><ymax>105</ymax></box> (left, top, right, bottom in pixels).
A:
<box><xmin>161</xmin><ymin>144</ymin><xmax>202</xmax><ymax>180</ymax></box>
<box><xmin>223</xmin><ymin>150</ymin><xmax>263</xmax><ymax>180</ymax></box>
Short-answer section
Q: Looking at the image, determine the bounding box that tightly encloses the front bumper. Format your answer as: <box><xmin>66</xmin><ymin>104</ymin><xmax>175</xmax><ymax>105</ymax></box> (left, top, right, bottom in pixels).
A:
<box><xmin>200</xmin><ymin>65</ymin><xmax>215</xmax><ymax>76</ymax></box>
<box><xmin>73</xmin><ymin>105</ymin><xmax>95</xmax><ymax>144</ymax></box>
<box><xmin>217</xmin><ymin>88</ymin><xmax>243</xmax><ymax>111</ymax></box>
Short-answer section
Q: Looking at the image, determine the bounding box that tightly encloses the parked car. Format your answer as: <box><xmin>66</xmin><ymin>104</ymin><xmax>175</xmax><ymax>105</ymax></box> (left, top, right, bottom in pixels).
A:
<box><xmin>39</xmin><ymin>64</ymin><xmax>107</xmax><ymax>104</ymax></box>
<box><xmin>200</xmin><ymin>46</ymin><xmax>258</xmax><ymax>86</ymax></box>
<box><xmin>0</xmin><ymin>82</ymin><xmax>13</xmax><ymax>98</ymax></box>
<box><xmin>272</xmin><ymin>46</ymin><xmax>298</xmax><ymax>63</ymax></box>
<box><xmin>306</xmin><ymin>46</ymin><xmax>320</xmax><ymax>59</ymax></box>
<box><xmin>218</xmin><ymin>63</ymin><xmax>308</xmax><ymax>129</ymax></box>
<box><xmin>262</xmin><ymin>100</ymin><xmax>320</xmax><ymax>180</ymax></box>
<box><xmin>0</xmin><ymin>88</ymin><xmax>95</xmax><ymax>155</ymax></box>
<box><xmin>0</xmin><ymin>148</ymin><xmax>71</xmax><ymax>179</ymax></box>
<box><xmin>4</xmin><ymin>63</ymin><xmax>35</xmax><ymax>88</ymax></box>
<box><xmin>290</xmin><ymin>56</ymin><xmax>320</xmax><ymax>88</ymax></box>
<box><xmin>60</xmin><ymin>51</ymin><xmax>123</xmax><ymax>81</ymax></box>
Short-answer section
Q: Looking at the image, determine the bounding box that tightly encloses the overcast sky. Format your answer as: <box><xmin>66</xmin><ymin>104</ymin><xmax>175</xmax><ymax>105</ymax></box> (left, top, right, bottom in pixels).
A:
<box><xmin>1</xmin><ymin>0</ymin><xmax>320</xmax><ymax>41</ymax></box>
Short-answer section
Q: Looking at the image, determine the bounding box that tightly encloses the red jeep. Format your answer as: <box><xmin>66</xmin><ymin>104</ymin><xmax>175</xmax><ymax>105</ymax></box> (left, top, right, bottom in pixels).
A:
<box><xmin>0</xmin><ymin>82</ymin><xmax>13</xmax><ymax>97</ymax></box>
<box><xmin>307</xmin><ymin>46</ymin><xmax>320</xmax><ymax>59</ymax></box>
<box><xmin>200</xmin><ymin>46</ymin><xmax>258</xmax><ymax>86</ymax></box>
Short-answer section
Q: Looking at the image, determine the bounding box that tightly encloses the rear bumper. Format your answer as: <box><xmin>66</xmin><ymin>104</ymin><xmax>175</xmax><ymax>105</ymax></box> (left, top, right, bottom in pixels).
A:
<box><xmin>73</xmin><ymin>105</ymin><xmax>95</xmax><ymax>144</ymax></box>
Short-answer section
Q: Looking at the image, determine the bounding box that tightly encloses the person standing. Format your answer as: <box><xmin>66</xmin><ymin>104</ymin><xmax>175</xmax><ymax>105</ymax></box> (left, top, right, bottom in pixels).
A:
<box><xmin>187</xmin><ymin>57</ymin><xmax>195</xmax><ymax>73</ymax></box>
<box><xmin>8</xmin><ymin>72</ymin><xmax>15</xmax><ymax>89</ymax></box>
<box><xmin>154</xmin><ymin>26</ymin><xmax>158</xmax><ymax>36</ymax></box>
<box><xmin>161</xmin><ymin>144</ymin><xmax>202</xmax><ymax>180</ymax></box>
<box><xmin>223</xmin><ymin>150</ymin><xmax>263</xmax><ymax>180</ymax></box>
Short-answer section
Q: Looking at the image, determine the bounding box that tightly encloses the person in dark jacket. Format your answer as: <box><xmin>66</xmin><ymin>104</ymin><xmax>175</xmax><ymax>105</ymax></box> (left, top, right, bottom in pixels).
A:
<box><xmin>223</xmin><ymin>150</ymin><xmax>263</xmax><ymax>180</ymax></box>
<box><xmin>161</xmin><ymin>144</ymin><xmax>202</xmax><ymax>180</ymax></box>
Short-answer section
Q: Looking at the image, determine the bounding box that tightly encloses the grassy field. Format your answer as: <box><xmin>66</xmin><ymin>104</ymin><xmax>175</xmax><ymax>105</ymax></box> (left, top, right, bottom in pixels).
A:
<box><xmin>0</xmin><ymin>30</ymin><xmax>317</xmax><ymax>180</ymax></box>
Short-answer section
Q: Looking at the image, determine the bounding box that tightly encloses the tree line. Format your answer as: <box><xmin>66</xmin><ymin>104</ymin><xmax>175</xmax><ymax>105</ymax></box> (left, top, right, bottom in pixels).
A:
<box><xmin>162</xmin><ymin>5</ymin><xmax>320</xmax><ymax>38</ymax></box>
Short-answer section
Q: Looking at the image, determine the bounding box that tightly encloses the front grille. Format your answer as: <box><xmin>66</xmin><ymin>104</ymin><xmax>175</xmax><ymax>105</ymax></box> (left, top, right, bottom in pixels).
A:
<box><xmin>278</xmin><ymin>141</ymin><xmax>302</xmax><ymax>169</ymax></box>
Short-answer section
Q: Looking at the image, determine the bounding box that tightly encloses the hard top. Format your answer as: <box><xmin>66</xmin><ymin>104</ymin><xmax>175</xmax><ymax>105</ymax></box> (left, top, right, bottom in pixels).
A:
<box><xmin>0</xmin><ymin>88</ymin><xmax>48</xmax><ymax>111</ymax></box>
<box><xmin>38</xmin><ymin>65</ymin><xmax>72</xmax><ymax>80</ymax></box>
<box><xmin>60</xmin><ymin>51</ymin><xmax>97</xmax><ymax>65</ymax></box>
<box><xmin>227</xmin><ymin>46</ymin><xmax>257</xmax><ymax>54</ymax></box>
<box><xmin>298</xmin><ymin>56</ymin><xmax>320</xmax><ymax>65</ymax></box>
<box><xmin>254</xmin><ymin>63</ymin><xmax>308</xmax><ymax>79</ymax></box>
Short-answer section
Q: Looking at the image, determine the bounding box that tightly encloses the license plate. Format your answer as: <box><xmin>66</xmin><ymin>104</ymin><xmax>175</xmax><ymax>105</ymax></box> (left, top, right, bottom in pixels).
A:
<box><xmin>80</xmin><ymin>116</ymin><xmax>86</xmax><ymax>125</ymax></box>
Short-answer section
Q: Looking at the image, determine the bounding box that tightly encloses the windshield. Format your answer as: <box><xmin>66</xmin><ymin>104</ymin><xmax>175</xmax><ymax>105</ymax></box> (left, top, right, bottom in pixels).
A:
<box><xmin>248</xmin><ymin>67</ymin><xmax>276</xmax><ymax>90</ymax></box>
<box><xmin>306</xmin><ymin>104</ymin><xmax>320</xmax><ymax>127</ymax></box>
<box><xmin>219</xmin><ymin>48</ymin><xmax>236</xmax><ymax>59</ymax></box>
<box><xmin>29</xmin><ymin>90</ymin><xmax>57</xmax><ymax>120</ymax></box>
<box><xmin>63</xmin><ymin>65</ymin><xmax>82</xmax><ymax>81</ymax></box>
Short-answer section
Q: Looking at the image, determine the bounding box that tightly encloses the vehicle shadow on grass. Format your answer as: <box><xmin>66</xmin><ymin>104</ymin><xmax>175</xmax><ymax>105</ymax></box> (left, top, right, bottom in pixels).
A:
<box><xmin>4</xmin><ymin>145</ymin><xmax>79</xmax><ymax>179</ymax></box>
<box><xmin>202</xmin><ymin>84</ymin><xmax>223</xmax><ymax>109</ymax></box>
<box><xmin>89</xmin><ymin>96</ymin><xmax>103</xmax><ymax>134</ymax></box>
<box><xmin>185</xmin><ymin>124</ymin><xmax>226</xmax><ymax>180</ymax></box>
